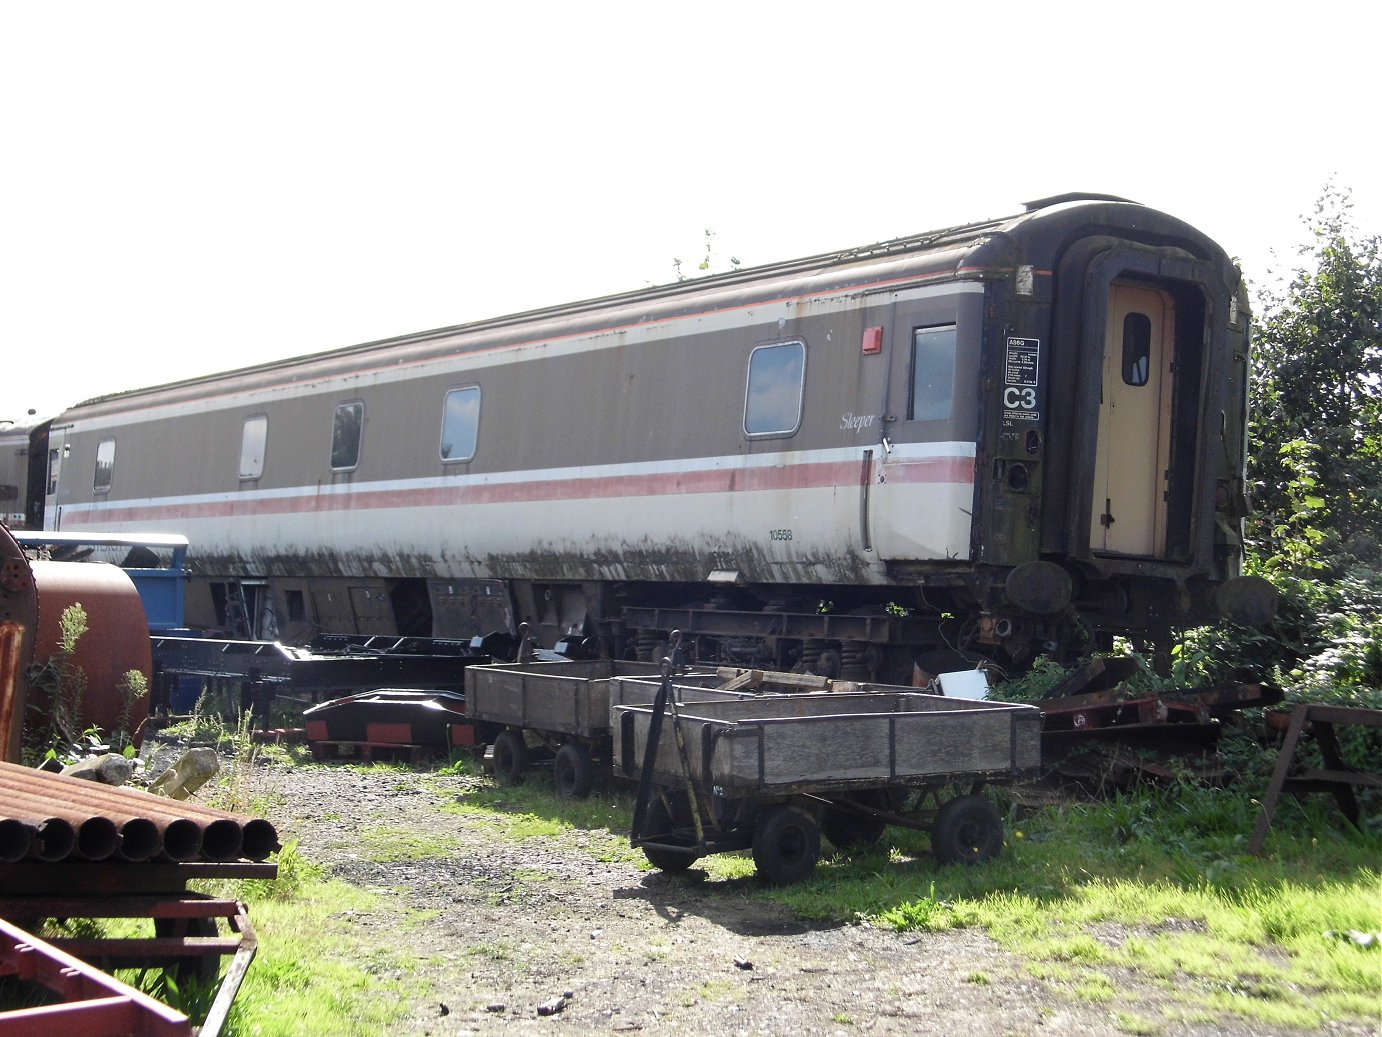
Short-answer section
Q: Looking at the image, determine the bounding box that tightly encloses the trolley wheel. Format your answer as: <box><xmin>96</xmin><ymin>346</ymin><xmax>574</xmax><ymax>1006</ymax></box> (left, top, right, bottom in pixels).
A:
<box><xmin>641</xmin><ymin>793</ymin><xmax>698</xmax><ymax>873</ymax></box>
<box><xmin>931</xmin><ymin>794</ymin><xmax>1004</xmax><ymax>865</ymax></box>
<box><xmin>821</xmin><ymin>803</ymin><xmax>887</xmax><ymax>851</ymax></box>
<box><xmin>490</xmin><ymin>729</ymin><xmax>528</xmax><ymax>786</ymax></box>
<box><xmin>752</xmin><ymin>803</ymin><xmax>821</xmax><ymax>885</ymax></box>
<box><xmin>553</xmin><ymin>743</ymin><xmax>594</xmax><ymax>800</ymax></box>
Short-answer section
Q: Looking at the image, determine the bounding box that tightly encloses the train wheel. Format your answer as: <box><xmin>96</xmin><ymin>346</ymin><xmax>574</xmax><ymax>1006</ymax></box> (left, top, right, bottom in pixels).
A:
<box><xmin>931</xmin><ymin>794</ymin><xmax>1003</xmax><ymax>865</ymax></box>
<box><xmin>752</xmin><ymin>803</ymin><xmax>821</xmax><ymax>885</ymax></box>
<box><xmin>490</xmin><ymin>730</ymin><xmax>528</xmax><ymax>786</ymax></box>
<box><xmin>553</xmin><ymin>743</ymin><xmax>594</xmax><ymax>800</ymax></box>
<box><xmin>641</xmin><ymin>793</ymin><xmax>698</xmax><ymax>873</ymax></box>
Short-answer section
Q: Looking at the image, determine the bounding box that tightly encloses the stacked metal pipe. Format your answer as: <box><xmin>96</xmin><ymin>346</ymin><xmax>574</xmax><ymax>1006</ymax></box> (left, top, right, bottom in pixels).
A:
<box><xmin>0</xmin><ymin>761</ymin><xmax>279</xmax><ymax>863</ymax></box>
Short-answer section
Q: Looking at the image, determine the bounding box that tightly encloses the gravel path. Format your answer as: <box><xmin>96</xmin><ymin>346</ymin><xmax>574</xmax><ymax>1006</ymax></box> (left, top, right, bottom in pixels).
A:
<box><xmin>256</xmin><ymin>762</ymin><xmax>1359</xmax><ymax>1037</ymax></box>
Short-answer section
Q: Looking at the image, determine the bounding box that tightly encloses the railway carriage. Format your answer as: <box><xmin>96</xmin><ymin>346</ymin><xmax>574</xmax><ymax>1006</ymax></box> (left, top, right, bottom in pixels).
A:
<box><xmin>0</xmin><ymin>419</ymin><xmax>47</xmax><ymax>530</ymax></box>
<box><xmin>25</xmin><ymin>194</ymin><xmax>1269</xmax><ymax>680</ymax></box>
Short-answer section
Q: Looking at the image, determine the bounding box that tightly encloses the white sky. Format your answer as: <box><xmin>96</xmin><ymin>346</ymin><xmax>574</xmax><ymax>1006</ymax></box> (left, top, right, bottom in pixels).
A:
<box><xmin>2</xmin><ymin>1</ymin><xmax>1378</xmax><ymax>423</ymax></box>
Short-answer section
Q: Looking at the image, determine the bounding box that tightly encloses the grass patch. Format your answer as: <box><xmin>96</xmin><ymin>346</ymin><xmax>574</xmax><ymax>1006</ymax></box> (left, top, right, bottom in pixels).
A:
<box><xmin>358</xmin><ymin>825</ymin><xmax>463</xmax><ymax>862</ymax></box>
<box><xmin>215</xmin><ymin>752</ymin><xmax>1379</xmax><ymax>1034</ymax></box>
<box><xmin>1113</xmin><ymin>1010</ymin><xmax>1161</xmax><ymax>1035</ymax></box>
<box><xmin>1074</xmin><ymin>972</ymin><xmax>1116</xmax><ymax>1002</ymax></box>
<box><xmin>94</xmin><ymin>872</ymin><xmax>428</xmax><ymax>1036</ymax></box>
<box><xmin>226</xmin><ymin>879</ymin><xmax>430</xmax><ymax>1037</ymax></box>
<box><xmin>759</xmin><ymin>781</ymin><xmax>1380</xmax><ymax>1031</ymax></box>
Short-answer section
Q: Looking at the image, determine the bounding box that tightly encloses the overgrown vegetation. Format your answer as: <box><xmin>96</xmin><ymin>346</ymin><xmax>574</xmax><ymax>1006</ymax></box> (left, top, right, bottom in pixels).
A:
<box><xmin>22</xmin><ymin>602</ymin><xmax>148</xmax><ymax>765</ymax></box>
<box><xmin>1183</xmin><ymin>187</ymin><xmax>1382</xmax><ymax>708</ymax></box>
<box><xmin>771</xmin><ymin>778</ymin><xmax>1380</xmax><ymax>1031</ymax></box>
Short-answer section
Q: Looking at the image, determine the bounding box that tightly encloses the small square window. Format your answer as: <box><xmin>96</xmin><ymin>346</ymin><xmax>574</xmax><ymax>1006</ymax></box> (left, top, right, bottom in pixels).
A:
<box><xmin>93</xmin><ymin>438</ymin><xmax>116</xmax><ymax>493</ymax></box>
<box><xmin>240</xmin><ymin>416</ymin><xmax>268</xmax><ymax>480</ymax></box>
<box><xmin>330</xmin><ymin>402</ymin><xmax>364</xmax><ymax>471</ymax></box>
<box><xmin>909</xmin><ymin>325</ymin><xmax>957</xmax><ymax>421</ymax></box>
<box><xmin>1122</xmin><ymin>312</ymin><xmax>1152</xmax><ymax>386</ymax></box>
<box><xmin>744</xmin><ymin>341</ymin><xmax>806</xmax><ymax>437</ymax></box>
<box><xmin>440</xmin><ymin>387</ymin><xmax>481</xmax><ymax>462</ymax></box>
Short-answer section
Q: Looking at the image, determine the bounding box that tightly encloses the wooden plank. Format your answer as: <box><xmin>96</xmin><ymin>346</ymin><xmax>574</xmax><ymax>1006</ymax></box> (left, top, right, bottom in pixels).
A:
<box><xmin>1300</xmin><ymin>704</ymin><xmax>1382</xmax><ymax>728</ymax></box>
<box><xmin>716</xmin><ymin>668</ymin><xmax>763</xmax><ymax>692</ymax></box>
<box><xmin>1287</xmin><ymin>768</ymin><xmax>1382</xmax><ymax>789</ymax></box>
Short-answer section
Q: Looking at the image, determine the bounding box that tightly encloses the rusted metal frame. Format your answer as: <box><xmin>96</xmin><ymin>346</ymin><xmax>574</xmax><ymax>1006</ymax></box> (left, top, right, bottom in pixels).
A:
<box><xmin>0</xmin><ymin>895</ymin><xmax>241</xmax><ymax>922</ymax></box>
<box><xmin>41</xmin><ymin>934</ymin><xmax>242</xmax><ymax>960</ymax></box>
<box><xmin>198</xmin><ymin>904</ymin><xmax>259</xmax><ymax>1037</ymax></box>
<box><xmin>0</xmin><ymin>861</ymin><xmax>276</xmax><ymax>897</ymax></box>
<box><xmin>1164</xmin><ymin>682</ymin><xmax>1282</xmax><ymax>712</ymax></box>
<box><xmin>1041</xmin><ymin>695</ymin><xmax>1209</xmax><ymax>731</ymax></box>
<box><xmin>0</xmin><ymin>917</ymin><xmax>192</xmax><ymax>1037</ymax></box>
<box><xmin>622</xmin><ymin>605</ymin><xmax>933</xmax><ymax>644</ymax></box>
<box><xmin>1042</xmin><ymin>679</ymin><xmax>1280</xmax><ymax>716</ymax></box>
<box><xmin>0</xmin><ymin>893</ymin><xmax>257</xmax><ymax>1037</ymax></box>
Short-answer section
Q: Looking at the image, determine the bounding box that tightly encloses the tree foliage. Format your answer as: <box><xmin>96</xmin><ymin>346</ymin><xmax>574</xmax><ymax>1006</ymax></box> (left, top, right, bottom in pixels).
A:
<box><xmin>1210</xmin><ymin>186</ymin><xmax>1382</xmax><ymax>706</ymax></box>
<box><xmin>1247</xmin><ymin>185</ymin><xmax>1382</xmax><ymax>570</ymax></box>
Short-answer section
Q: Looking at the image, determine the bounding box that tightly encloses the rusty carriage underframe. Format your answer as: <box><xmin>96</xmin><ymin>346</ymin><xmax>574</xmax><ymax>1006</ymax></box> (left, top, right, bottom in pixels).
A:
<box><xmin>559</xmin><ymin>565</ymin><xmax>1209</xmax><ymax>682</ymax></box>
<box><xmin>197</xmin><ymin>558</ymin><xmax>1226</xmax><ymax>685</ymax></box>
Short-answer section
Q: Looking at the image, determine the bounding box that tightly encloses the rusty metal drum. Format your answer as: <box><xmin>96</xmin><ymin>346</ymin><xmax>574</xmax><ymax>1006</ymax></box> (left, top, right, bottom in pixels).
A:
<box><xmin>22</xmin><ymin>557</ymin><xmax>152</xmax><ymax>758</ymax></box>
<box><xmin>0</xmin><ymin>524</ymin><xmax>39</xmax><ymax>762</ymax></box>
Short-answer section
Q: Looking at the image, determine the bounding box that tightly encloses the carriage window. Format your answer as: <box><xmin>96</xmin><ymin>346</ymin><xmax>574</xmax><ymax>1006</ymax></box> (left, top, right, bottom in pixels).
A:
<box><xmin>93</xmin><ymin>438</ymin><xmax>116</xmax><ymax>493</ymax></box>
<box><xmin>909</xmin><ymin>325</ymin><xmax>957</xmax><ymax>421</ymax></box>
<box><xmin>440</xmin><ymin>386</ymin><xmax>481</xmax><ymax>462</ymax></box>
<box><xmin>743</xmin><ymin>341</ymin><xmax>806</xmax><ymax>437</ymax></box>
<box><xmin>285</xmin><ymin>590</ymin><xmax>306</xmax><ymax>622</ymax></box>
<box><xmin>1122</xmin><ymin>312</ymin><xmax>1152</xmax><ymax>386</ymax></box>
<box><xmin>330</xmin><ymin>402</ymin><xmax>364</xmax><ymax>471</ymax></box>
<box><xmin>239</xmin><ymin>416</ymin><xmax>268</xmax><ymax>480</ymax></box>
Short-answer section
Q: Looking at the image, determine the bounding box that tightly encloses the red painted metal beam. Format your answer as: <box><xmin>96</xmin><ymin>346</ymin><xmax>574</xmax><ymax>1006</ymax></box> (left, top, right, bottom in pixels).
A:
<box><xmin>0</xmin><ymin>917</ymin><xmax>192</xmax><ymax>1037</ymax></box>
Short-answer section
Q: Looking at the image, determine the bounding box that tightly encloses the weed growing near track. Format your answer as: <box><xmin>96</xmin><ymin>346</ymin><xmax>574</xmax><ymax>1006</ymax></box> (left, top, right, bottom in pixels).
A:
<box><xmin>767</xmin><ymin>779</ymin><xmax>1380</xmax><ymax>1031</ymax></box>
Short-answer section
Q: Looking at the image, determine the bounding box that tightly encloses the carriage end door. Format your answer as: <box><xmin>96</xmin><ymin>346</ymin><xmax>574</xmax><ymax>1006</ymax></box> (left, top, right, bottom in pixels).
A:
<box><xmin>1090</xmin><ymin>282</ymin><xmax>1175</xmax><ymax>557</ymax></box>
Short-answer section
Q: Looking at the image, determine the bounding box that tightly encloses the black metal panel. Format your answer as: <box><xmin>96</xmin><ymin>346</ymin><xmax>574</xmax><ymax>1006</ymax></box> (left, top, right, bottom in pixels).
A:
<box><xmin>151</xmin><ymin>635</ymin><xmax>488</xmax><ymax>695</ymax></box>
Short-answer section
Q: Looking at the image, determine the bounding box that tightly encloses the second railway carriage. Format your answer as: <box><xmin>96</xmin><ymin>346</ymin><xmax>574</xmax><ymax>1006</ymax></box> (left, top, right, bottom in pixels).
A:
<box><xmin>33</xmin><ymin>194</ymin><xmax>1269</xmax><ymax>680</ymax></box>
<box><xmin>0</xmin><ymin>418</ymin><xmax>49</xmax><ymax>530</ymax></box>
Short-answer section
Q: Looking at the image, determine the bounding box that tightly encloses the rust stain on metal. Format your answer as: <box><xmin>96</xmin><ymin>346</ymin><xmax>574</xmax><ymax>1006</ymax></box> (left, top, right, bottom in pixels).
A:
<box><xmin>0</xmin><ymin>621</ymin><xmax>25</xmax><ymax>766</ymax></box>
<box><xmin>1</xmin><ymin>522</ymin><xmax>38</xmax><ymax>764</ymax></box>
